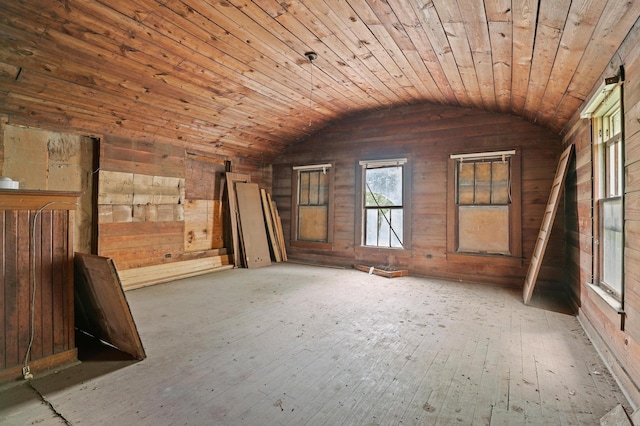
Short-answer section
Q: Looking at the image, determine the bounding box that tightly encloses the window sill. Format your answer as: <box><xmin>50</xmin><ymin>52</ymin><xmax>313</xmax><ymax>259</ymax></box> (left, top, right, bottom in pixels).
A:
<box><xmin>446</xmin><ymin>252</ymin><xmax>523</xmax><ymax>267</ymax></box>
<box><xmin>355</xmin><ymin>246</ymin><xmax>411</xmax><ymax>257</ymax></box>
<box><xmin>290</xmin><ymin>241</ymin><xmax>332</xmax><ymax>250</ymax></box>
<box><xmin>586</xmin><ymin>282</ymin><xmax>623</xmax><ymax>313</ymax></box>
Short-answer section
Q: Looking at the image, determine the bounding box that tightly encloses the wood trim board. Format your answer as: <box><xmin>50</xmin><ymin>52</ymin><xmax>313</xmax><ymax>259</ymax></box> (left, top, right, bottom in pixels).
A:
<box><xmin>269</xmin><ymin>196</ymin><xmax>288</xmax><ymax>262</ymax></box>
<box><xmin>523</xmin><ymin>144</ymin><xmax>574</xmax><ymax>304</ymax></box>
<box><xmin>261</xmin><ymin>188</ymin><xmax>282</xmax><ymax>262</ymax></box>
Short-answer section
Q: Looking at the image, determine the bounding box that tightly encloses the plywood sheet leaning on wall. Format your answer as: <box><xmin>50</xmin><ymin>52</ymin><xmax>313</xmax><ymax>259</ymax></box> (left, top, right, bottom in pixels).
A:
<box><xmin>225</xmin><ymin>172</ymin><xmax>251</xmax><ymax>267</ymax></box>
<box><xmin>74</xmin><ymin>253</ymin><xmax>146</xmax><ymax>360</ymax></box>
<box><xmin>523</xmin><ymin>144</ymin><xmax>574</xmax><ymax>304</ymax></box>
<box><xmin>235</xmin><ymin>182</ymin><xmax>272</xmax><ymax>268</ymax></box>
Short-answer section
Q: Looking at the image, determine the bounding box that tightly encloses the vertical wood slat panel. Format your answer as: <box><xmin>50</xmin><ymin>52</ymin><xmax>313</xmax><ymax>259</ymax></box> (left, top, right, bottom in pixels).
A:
<box><xmin>32</xmin><ymin>209</ymin><xmax>43</xmax><ymax>361</ymax></box>
<box><xmin>0</xmin><ymin>212</ymin><xmax>8</xmax><ymax>369</ymax></box>
<box><xmin>40</xmin><ymin>210</ymin><xmax>54</xmax><ymax>358</ymax></box>
<box><xmin>17</xmin><ymin>211</ymin><xmax>30</xmax><ymax>370</ymax></box>
<box><xmin>4</xmin><ymin>211</ymin><xmax>19</xmax><ymax>368</ymax></box>
<box><xmin>1</xmin><ymin>192</ymin><xmax>77</xmax><ymax>376</ymax></box>
<box><xmin>52</xmin><ymin>210</ymin><xmax>65</xmax><ymax>354</ymax></box>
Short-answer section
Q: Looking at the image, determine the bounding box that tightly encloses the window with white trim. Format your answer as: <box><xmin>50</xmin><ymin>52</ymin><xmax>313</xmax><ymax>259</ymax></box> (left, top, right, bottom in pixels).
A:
<box><xmin>586</xmin><ymin>84</ymin><xmax>623</xmax><ymax>300</ymax></box>
<box><xmin>360</xmin><ymin>159</ymin><xmax>406</xmax><ymax>248</ymax></box>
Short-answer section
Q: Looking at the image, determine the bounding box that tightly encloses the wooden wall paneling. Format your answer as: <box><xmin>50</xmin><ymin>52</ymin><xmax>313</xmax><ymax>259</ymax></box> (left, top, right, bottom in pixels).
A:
<box><xmin>235</xmin><ymin>183</ymin><xmax>271</xmax><ymax>268</ymax></box>
<box><xmin>98</xmin><ymin>222</ymin><xmax>184</xmax><ymax>270</ymax></box>
<box><xmin>1</xmin><ymin>191</ymin><xmax>78</xmax><ymax>382</ymax></box>
<box><xmin>273</xmin><ymin>104</ymin><xmax>563</xmax><ymax>286</ymax></box>
<box><xmin>261</xmin><ymin>189</ymin><xmax>282</xmax><ymax>262</ymax></box>
<box><xmin>0</xmin><ymin>211</ymin><xmax>4</xmax><ymax>369</ymax></box>
<box><xmin>4</xmin><ymin>210</ymin><xmax>18</xmax><ymax>369</ymax></box>
<box><xmin>74</xmin><ymin>253</ymin><xmax>146</xmax><ymax>360</ymax></box>
<box><xmin>184</xmin><ymin>200</ymin><xmax>214</xmax><ymax>252</ymax></box>
<box><xmin>39</xmin><ymin>210</ymin><xmax>54</xmax><ymax>359</ymax></box>
<box><xmin>225</xmin><ymin>173</ymin><xmax>251</xmax><ymax>267</ymax></box>
<box><xmin>17</xmin><ymin>210</ymin><xmax>30</xmax><ymax>365</ymax></box>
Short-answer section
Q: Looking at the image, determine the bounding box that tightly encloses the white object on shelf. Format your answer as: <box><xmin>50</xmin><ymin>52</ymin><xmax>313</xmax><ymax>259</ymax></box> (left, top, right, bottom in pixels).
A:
<box><xmin>0</xmin><ymin>177</ymin><xmax>19</xmax><ymax>190</ymax></box>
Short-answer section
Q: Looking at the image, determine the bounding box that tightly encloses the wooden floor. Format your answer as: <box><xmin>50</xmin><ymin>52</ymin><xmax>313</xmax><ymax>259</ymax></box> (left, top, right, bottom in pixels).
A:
<box><xmin>0</xmin><ymin>263</ymin><xmax>632</xmax><ymax>425</ymax></box>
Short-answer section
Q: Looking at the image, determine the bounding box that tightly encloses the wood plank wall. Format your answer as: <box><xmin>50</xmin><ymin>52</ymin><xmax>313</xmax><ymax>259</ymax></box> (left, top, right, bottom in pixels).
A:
<box><xmin>1</xmin><ymin>192</ymin><xmax>76</xmax><ymax>376</ymax></box>
<box><xmin>272</xmin><ymin>103</ymin><xmax>564</xmax><ymax>287</ymax></box>
<box><xmin>97</xmin><ymin>135</ymin><xmax>270</xmax><ymax>271</ymax></box>
<box><xmin>562</xmin><ymin>20</ymin><xmax>640</xmax><ymax>406</ymax></box>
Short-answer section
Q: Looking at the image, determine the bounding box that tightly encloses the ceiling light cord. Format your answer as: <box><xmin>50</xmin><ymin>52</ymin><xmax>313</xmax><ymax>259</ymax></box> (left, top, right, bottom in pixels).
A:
<box><xmin>304</xmin><ymin>52</ymin><xmax>317</xmax><ymax>127</ymax></box>
<box><xmin>309</xmin><ymin>59</ymin><xmax>313</xmax><ymax>127</ymax></box>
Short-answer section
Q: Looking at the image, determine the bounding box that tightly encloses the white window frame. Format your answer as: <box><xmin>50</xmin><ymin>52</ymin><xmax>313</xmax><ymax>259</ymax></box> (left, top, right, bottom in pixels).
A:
<box><xmin>358</xmin><ymin>158</ymin><xmax>407</xmax><ymax>249</ymax></box>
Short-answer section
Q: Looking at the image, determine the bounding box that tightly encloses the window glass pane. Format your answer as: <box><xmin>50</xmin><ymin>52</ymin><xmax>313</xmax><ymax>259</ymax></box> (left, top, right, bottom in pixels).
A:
<box><xmin>299</xmin><ymin>172</ymin><xmax>310</xmax><ymax>205</ymax></box>
<box><xmin>492</xmin><ymin>162</ymin><xmax>509</xmax><ymax>204</ymax></box>
<box><xmin>319</xmin><ymin>172</ymin><xmax>329</xmax><ymax>204</ymax></box>
<box><xmin>377</xmin><ymin>212</ymin><xmax>391</xmax><ymax>246</ymax></box>
<box><xmin>365</xmin><ymin>209</ymin><xmax>378</xmax><ymax>245</ymax></box>
<box><xmin>309</xmin><ymin>171</ymin><xmax>320</xmax><ymax>205</ymax></box>
<box><xmin>365</xmin><ymin>166</ymin><xmax>402</xmax><ymax>206</ymax></box>
<box><xmin>391</xmin><ymin>209</ymin><xmax>403</xmax><ymax>247</ymax></box>
<box><xmin>458</xmin><ymin>163</ymin><xmax>475</xmax><ymax>204</ymax></box>
<box><xmin>602</xmin><ymin>198</ymin><xmax>623</xmax><ymax>295</ymax></box>
<box><xmin>475</xmin><ymin>163</ymin><xmax>491</xmax><ymax>204</ymax></box>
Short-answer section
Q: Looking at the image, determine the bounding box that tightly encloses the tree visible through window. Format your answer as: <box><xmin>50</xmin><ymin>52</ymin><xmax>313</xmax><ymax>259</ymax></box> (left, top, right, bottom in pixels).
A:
<box><xmin>363</xmin><ymin>161</ymin><xmax>404</xmax><ymax>248</ymax></box>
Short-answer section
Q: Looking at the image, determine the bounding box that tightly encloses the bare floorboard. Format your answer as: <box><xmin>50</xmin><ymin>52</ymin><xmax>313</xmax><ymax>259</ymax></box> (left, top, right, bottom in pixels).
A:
<box><xmin>0</xmin><ymin>263</ymin><xmax>632</xmax><ymax>425</ymax></box>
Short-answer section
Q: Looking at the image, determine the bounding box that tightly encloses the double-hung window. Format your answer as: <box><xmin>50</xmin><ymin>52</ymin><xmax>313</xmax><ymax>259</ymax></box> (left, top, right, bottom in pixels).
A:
<box><xmin>447</xmin><ymin>150</ymin><xmax>522</xmax><ymax>261</ymax></box>
<box><xmin>584</xmin><ymin>84</ymin><xmax>624</xmax><ymax>301</ymax></box>
<box><xmin>359</xmin><ymin>158</ymin><xmax>407</xmax><ymax>248</ymax></box>
<box><xmin>292</xmin><ymin>164</ymin><xmax>332</xmax><ymax>244</ymax></box>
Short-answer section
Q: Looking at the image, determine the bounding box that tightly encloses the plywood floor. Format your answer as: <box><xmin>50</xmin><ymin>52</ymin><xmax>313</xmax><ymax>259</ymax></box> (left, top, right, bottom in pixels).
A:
<box><xmin>0</xmin><ymin>263</ymin><xmax>632</xmax><ymax>425</ymax></box>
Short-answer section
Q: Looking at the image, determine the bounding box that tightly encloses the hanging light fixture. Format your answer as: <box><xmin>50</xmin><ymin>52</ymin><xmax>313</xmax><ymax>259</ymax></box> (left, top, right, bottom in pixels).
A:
<box><xmin>304</xmin><ymin>51</ymin><xmax>317</xmax><ymax>127</ymax></box>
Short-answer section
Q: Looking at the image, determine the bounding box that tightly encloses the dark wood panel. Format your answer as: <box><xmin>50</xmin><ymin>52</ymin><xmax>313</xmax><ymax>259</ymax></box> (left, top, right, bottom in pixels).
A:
<box><xmin>75</xmin><ymin>253</ymin><xmax>145</xmax><ymax>360</ymax></box>
<box><xmin>1</xmin><ymin>192</ymin><xmax>76</xmax><ymax>381</ymax></box>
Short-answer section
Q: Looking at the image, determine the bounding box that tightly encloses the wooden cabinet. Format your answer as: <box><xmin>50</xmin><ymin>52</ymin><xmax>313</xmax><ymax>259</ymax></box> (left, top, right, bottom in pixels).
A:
<box><xmin>0</xmin><ymin>190</ymin><xmax>79</xmax><ymax>382</ymax></box>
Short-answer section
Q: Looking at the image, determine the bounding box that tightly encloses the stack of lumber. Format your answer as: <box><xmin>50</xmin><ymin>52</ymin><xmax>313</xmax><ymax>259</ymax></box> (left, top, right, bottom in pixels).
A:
<box><xmin>118</xmin><ymin>254</ymin><xmax>233</xmax><ymax>291</ymax></box>
<box><xmin>226</xmin><ymin>172</ymin><xmax>287</xmax><ymax>268</ymax></box>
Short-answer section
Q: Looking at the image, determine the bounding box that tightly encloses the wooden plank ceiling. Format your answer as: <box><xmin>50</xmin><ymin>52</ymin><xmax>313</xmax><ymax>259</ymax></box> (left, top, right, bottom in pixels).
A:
<box><xmin>1</xmin><ymin>1</ymin><xmax>639</xmax><ymax>163</ymax></box>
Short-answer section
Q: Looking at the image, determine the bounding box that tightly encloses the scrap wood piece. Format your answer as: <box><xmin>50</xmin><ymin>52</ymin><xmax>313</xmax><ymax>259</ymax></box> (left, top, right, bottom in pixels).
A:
<box><xmin>74</xmin><ymin>253</ymin><xmax>146</xmax><ymax>360</ymax></box>
<box><xmin>261</xmin><ymin>188</ymin><xmax>282</xmax><ymax>262</ymax></box>
<box><xmin>523</xmin><ymin>144</ymin><xmax>573</xmax><ymax>305</ymax></box>
<box><xmin>354</xmin><ymin>264</ymin><xmax>408</xmax><ymax>278</ymax></box>
<box><xmin>269</xmin><ymin>197</ymin><xmax>288</xmax><ymax>262</ymax></box>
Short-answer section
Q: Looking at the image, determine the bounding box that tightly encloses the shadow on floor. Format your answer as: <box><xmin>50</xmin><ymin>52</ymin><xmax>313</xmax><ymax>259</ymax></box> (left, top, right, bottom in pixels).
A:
<box><xmin>0</xmin><ymin>331</ymin><xmax>138</xmax><ymax>421</ymax></box>
<box><xmin>28</xmin><ymin>331</ymin><xmax>139</xmax><ymax>395</ymax></box>
<box><xmin>526</xmin><ymin>287</ymin><xmax>575</xmax><ymax>316</ymax></box>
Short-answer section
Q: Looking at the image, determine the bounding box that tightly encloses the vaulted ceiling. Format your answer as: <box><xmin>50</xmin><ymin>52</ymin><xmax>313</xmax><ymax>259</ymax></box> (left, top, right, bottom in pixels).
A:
<box><xmin>1</xmin><ymin>1</ymin><xmax>639</xmax><ymax>163</ymax></box>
